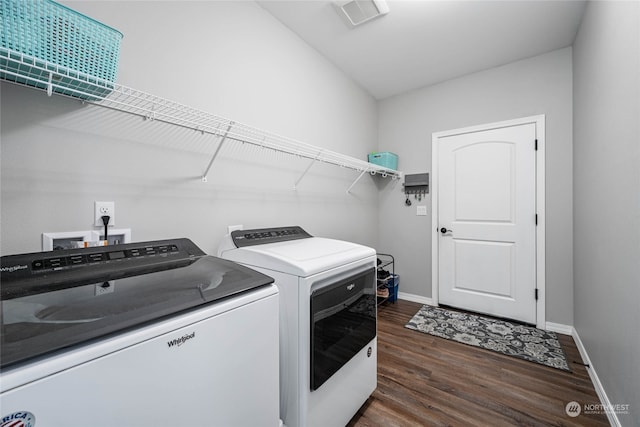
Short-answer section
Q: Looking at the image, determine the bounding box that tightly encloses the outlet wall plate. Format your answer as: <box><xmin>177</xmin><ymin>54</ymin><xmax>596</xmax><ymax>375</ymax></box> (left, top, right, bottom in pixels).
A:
<box><xmin>227</xmin><ymin>225</ymin><xmax>243</xmax><ymax>234</ymax></box>
<box><xmin>94</xmin><ymin>201</ymin><xmax>115</xmax><ymax>227</ymax></box>
<box><xmin>92</xmin><ymin>228</ymin><xmax>132</xmax><ymax>245</ymax></box>
<box><xmin>43</xmin><ymin>231</ymin><xmax>94</xmax><ymax>251</ymax></box>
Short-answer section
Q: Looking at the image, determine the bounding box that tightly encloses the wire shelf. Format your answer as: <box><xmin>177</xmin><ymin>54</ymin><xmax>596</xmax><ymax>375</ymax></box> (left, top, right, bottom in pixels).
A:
<box><xmin>0</xmin><ymin>48</ymin><xmax>402</xmax><ymax>191</ymax></box>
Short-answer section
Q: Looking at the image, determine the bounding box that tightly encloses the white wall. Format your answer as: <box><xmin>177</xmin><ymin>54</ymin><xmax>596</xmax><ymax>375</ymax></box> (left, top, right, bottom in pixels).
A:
<box><xmin>377</xmin><ymin>48</ymin><xmax>574</xmax><ymax>325</ymax></box>
<box><xmin>0</xmin><ymin>1</ymin><xmax>381</xmax><ymax>256</ymax></box>
<box><xmin>573</xmin><ymin>1</ymin><xmax>640</xmax><ymax>424</ymax></box>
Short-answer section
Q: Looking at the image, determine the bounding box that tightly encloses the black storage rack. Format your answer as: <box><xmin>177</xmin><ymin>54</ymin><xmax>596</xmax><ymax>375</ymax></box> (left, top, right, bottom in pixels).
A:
<box><xmin>376</xmin><ymin>253</ymin><xmax>395</xmax><ymax>305</ymax></box>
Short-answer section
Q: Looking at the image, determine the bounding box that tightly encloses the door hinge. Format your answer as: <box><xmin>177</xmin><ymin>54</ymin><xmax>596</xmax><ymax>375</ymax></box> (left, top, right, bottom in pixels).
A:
<box><xmin>535</xmin><ymin>288</ymin><xmax>539</xmax><ymax>300</ymax></box>
<box><xmin>535</xmin><ymin>214</ymin><xmax>538</xmax><ymax>225</ymax></box>
<box><xmin>535</xmin><ymin>139</ymin><xmax>538</xmax><ymax>151</ymax></box>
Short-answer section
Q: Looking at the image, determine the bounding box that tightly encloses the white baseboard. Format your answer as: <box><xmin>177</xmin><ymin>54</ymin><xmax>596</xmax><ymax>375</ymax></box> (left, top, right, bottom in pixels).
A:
<box><xmin>545</xmin><ymin>321</ymin><xmax>574</xmax><ymax>335</ymax></box>
<box><xmin>571</xmin><ymin>328</ymin><xmax>620</xmax><ymax>427</ymax></box>
<box><xmin>397</xmin><ymin>292</ymin><xmax>433</xmax><ymax>306</ymax></box>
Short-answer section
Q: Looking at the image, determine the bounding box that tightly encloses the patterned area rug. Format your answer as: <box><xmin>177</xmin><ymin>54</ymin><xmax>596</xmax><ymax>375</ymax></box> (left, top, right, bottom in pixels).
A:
<box><xmin>405</xmin><ymin>305</ymin><xmax>570</xmax><ymax>371</ymax></box>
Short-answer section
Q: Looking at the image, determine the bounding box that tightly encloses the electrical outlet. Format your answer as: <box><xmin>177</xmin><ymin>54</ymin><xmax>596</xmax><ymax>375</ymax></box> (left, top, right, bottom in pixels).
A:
<box><xmin>95</xmin><ymin>281</ymin><xmax>115</xmax><ymax>296</ymax></box>
<box><xmin>94</xmin><ymin>201</ymin><xmax>115</xmax><ymax>227</ymax></box>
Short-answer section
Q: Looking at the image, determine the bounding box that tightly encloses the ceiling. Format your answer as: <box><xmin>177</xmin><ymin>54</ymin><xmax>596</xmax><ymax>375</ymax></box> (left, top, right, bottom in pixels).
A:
<box><xmin>258</xmin><ymin>0</ymin><xmax>587</xmax><ymax>100</ymax></box>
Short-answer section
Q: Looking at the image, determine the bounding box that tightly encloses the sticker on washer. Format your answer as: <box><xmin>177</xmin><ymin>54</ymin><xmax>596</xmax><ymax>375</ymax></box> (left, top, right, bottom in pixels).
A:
<box><xmin>1</xmin><ymin>411</ymin><xmax>36</xmax><ymax>427</ymax></box>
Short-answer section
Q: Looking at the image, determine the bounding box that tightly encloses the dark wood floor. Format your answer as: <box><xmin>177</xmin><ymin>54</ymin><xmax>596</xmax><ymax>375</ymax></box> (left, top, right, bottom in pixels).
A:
<box><xmin>348</xmin><ymin>299</ymin><xmax>609</xmax><ymax>427</ymax></box>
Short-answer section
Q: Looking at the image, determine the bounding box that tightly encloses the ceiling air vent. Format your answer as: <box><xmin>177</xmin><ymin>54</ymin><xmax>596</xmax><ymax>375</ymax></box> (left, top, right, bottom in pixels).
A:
<box><xmin>335</xmin><ymin>0</ymin><xmax>389</xmax><ymax>27</ymax></box>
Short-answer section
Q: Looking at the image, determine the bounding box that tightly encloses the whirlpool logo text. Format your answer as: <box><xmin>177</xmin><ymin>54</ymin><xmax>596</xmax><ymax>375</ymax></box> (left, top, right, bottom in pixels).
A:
<box><xmin>167</xmin><ymin>332</ymin><xmax>196</xmax><ymax>348</ymax></box>
<box><xmin>0</xmin><ymin>265</ymin><xmax>27</xmax><ymax>273</ymax></box>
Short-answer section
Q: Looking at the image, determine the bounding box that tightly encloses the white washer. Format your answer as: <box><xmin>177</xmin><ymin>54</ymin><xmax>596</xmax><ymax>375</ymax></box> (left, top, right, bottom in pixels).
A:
<box><xmin>1</xmin><ymin>239</ymin><xmax>280</xmax><ymax>427</ymax></box>
<box><xmin>219</xmin><ymin>226</ymin><xmax>377</xmax><ymax>427</ymax></box>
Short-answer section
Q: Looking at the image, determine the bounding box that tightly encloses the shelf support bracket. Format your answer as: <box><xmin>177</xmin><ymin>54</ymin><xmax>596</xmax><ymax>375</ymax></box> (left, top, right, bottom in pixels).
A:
<box><xmin>346</xmin><ymin>169</ymin><xmax>368</xmax><ymax>194</ymax></box>
<box><xmin>46</xmin><ymin>72</ymin><xmax>53</xmax><ymax>97</ymax></box>
<box><xmin>293</xmin><ymin>149</ymin><xmax>323</xmax><ymax>190</ymax></box>
<box><xmin>202</xmin><ymin>122</ymin><xmax>234</xmax><ymax>182</ymax></box>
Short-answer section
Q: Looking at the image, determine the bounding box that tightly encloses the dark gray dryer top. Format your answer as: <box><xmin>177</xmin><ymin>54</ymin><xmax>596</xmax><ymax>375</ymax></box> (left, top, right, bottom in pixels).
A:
<box><xmin>0</xmin><ymin>238</ymin><xmax>274</xmax><ymax>368</ymax></box>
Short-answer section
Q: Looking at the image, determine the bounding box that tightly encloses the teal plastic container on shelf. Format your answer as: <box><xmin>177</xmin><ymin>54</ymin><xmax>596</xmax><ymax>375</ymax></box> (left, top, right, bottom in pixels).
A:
<box><xmin>0</xmin><ymin>0</ymin><xmax>123</xmax><ymax>99</ymax></box>
<box><xmin>368</xmin><ymin>152</ymin><xmax>398</xmax><ymax>170</ymax></box>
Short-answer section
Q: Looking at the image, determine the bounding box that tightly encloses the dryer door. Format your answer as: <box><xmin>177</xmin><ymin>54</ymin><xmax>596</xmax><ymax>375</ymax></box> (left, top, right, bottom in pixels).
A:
<box><xmin>310</xmin><ymin>267</ymin><xmax>376</xmax><ymax>390</ymax></box>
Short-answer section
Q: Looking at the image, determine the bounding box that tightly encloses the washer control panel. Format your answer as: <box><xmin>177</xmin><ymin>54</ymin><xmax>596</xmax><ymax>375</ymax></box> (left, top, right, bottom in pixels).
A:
<box><xmin>0</xmin><ymin>238</ymin><xmax>205</xmax><ymax>299</ymax></box>
<box><xmin>231</xmin><ymin>226</ymin><xmax>312</xmax><ymax>247</ymax></box>
<box><xmin>29</xmin><ymin>243</ymin><xmax>179</xmax><ymax>272</ymax></box>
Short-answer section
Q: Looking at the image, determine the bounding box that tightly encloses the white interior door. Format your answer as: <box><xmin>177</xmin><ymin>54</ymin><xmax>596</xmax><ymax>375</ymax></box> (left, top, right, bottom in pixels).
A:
<box><xmin>435</xmin><ymin>121</ymin><xmax>539</xmax><ymax>324</ymax></box>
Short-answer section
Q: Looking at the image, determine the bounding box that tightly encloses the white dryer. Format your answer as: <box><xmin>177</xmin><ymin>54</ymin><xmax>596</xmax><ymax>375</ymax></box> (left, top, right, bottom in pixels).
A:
<box><xmin>218</xmin><ymin>226</ymin><xmax>377</xmax><ymax>427</ymax></box>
